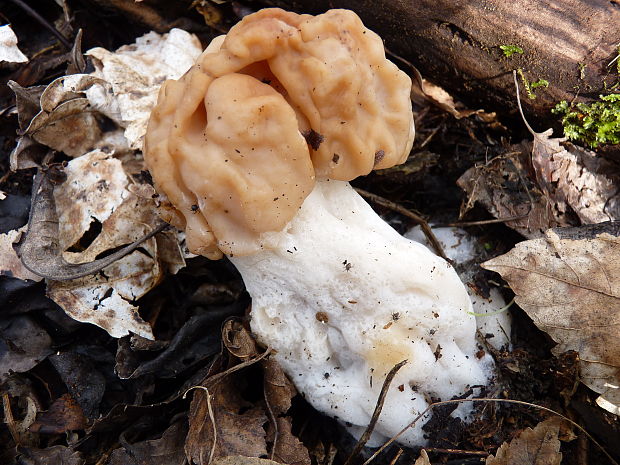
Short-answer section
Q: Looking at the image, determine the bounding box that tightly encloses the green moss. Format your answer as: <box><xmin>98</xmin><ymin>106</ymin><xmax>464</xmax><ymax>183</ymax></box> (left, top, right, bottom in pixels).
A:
<box><xmin>531</xmin><ymin>79</ymin><xmax>549</xmax><ymax>89</ymax></box>
<box><xmin>500</xmin><ymin>45</ymin><xmax>523</xmax><ymax>57</ymax></box>
<box><xmin>552</xmin><ymin>94</ymin><xmax>620</xmax><ymax>147</ymax></box>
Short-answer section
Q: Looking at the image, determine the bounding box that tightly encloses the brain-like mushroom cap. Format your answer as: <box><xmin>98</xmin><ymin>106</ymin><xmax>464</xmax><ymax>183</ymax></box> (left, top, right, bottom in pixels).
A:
<box><xmin>145</xmin><ymin>8</ymin><xmax>414</xmax><ymax>257</ymax></box>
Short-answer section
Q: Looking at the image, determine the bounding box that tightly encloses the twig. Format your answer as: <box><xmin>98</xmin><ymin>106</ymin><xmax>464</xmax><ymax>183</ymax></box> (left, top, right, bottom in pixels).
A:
<box><xmin>388</xmin><ymin>448</ymin><xmax>403</xmax><ymax>465</ymax></box>
<box><xmin>355</xmin><ymin>188</ymin><xmax>448</xmax><ymax>261</ymax></box>
<box><xmin>423</xmin><ymin>447</ymin><xmax>488</xmax><ymax>456</ymax></box>
<box><xmin>2</xmin><ymin>394</ymin><xmax>19</xmax><ymax>445</ymax></box>
<box><xmin>437</xmin><ymin>215</ymin><xmax>528</xmax><ymax>227</ymax></box>
<box><xmin>7</xmin><ymin>0</ymin><xmax>72</xmax><ymax>49</ymax></box>
<box><xmin>362</xmin><ymin>398</ymin><xmax>618</xmax><ymax>465</ymax></box>
<box><xmin>189</xmin><ymin>349</ymin><xmax>273</xmax><ymax>391</ymax></box>
<box><xmin>343</xmin><ymin>360</ymin><xmax>408</xmax><ymax>465</ymax></box>
<box><xmin>265</xmin><ymin>381</ymin><xmax>279</xmax><ymax>460</ymax></box>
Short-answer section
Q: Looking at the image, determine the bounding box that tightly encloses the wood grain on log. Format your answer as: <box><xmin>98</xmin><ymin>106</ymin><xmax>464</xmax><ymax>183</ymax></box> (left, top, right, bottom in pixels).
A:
<box><xmin>264</xmin><ymin>0</ymin><xmax>620</xmax><ymax>125</ymax></box>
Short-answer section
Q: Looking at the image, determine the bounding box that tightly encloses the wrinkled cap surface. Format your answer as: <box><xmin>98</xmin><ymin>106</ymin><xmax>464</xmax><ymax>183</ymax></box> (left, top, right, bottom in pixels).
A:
<box><xmin>145</xmin><ymin>8</ymin><xmax>414</xmax><ymax>257</ymax></box>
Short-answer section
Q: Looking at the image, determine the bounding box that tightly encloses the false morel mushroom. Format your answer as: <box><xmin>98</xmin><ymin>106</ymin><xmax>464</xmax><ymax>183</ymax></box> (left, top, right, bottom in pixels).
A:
<box><xmin>145</xmin><ymin>8</ymin><xmax>496</xmax><ymax>445</ymax></box>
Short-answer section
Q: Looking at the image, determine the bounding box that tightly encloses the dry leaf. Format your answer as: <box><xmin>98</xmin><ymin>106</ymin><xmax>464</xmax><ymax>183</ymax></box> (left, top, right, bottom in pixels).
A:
<box><xmin>269</xmin><ymin>417</ymin><xmax>311</xmax><ymax>465</ymax></box>
<box><xmin>262</xmin><ymin>359</ymin><xmax>310</xmax><ymax>465</ymax></box>
<box><xmin>86</xmin><ymin>28</ymin><xmax>202</xmax><ymax>149</ymax></box>
<box><xmin>486</xmin><ymin>417</ymin><xmax>563</xmax><ymax>465</ymax></box>
<box><xmin>186</xmin><ymin>375</ymin><xmax>269</xmax><ymax>464</ymax></box>
<box><xmin>545</xmin><ymin>142</ymin><xmax>620</xmax><ymax>224</ymax></box>
<box><xmin>30</xmin><ymin>394</ymin><xmax>87</xmax><ymax>434</ymax></box>
<box><xmin>263</xmin><ymin>358</ymin><xmax>297</xmax><ymax>417</ymax></box>
<box><xmin>414</xmin><ymin>449</ymin><xmax>431</xmax><ymax>465</ymax></box>
<box><xmin>42</xmin><ymin>150</ymin><xmax>170</xmax><ymax>339</ymax></box>
<box><xmin>0</xmin><ymin>25</ymin><xmax>27</xmax><ymax>63</ymax></box>
<box><xmin>17</xmin><ymin>446</ymin><xmax>84</xmax><ymax>465</ymax></box>
<box><xmin>413</xmin><ymin>78</ymin><xmax>495</xmax><ymax>121</ymax></box>
<box><xmin>20</xmin><ymin>75</ymin><xmax>127</xmax><ymax>158</ymax></box>
<box><xmin>483</xmin><ymin>222</ymin><xmax>620</xmax><ymax>414</ymax></box>
<box><xmin>222</xmin><ymin>320</ymin><xmax>259</xmax><ymax>360</ymax></box>
<box><xmin>517</xmin><ymin>72</ymin><xmax>620</xmax><ymax>226</ymax></box>
<box><xmin>107</xmin><ymin>420</ymin><xmax>187</xmax><ymax>465</ymax></box>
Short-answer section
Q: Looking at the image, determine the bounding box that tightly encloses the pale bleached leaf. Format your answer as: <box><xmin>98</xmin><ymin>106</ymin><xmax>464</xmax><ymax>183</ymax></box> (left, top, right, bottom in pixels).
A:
<box><xmin>86</xmin><ymin>28</ymin><xmax>202</xmax><ymax>149</ymax></box>
<box><xmin>0</xmin><ymin>25</ymin><xmax>27</xmax><ymax>63</ymax></box>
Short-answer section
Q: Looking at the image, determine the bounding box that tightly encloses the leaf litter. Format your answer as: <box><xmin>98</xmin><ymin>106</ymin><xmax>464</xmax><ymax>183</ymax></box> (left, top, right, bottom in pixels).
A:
<box><xmin>2</xmin><ymin>2</ymin><xmax>620</xmax><ymax>464</ymax></box>
<box><xmin>458</xmin><ymin>71</ymin><xmax>620</xmax><ymax>237</ymax></box>
<box><xmin>6</xmin><ymin>27</ymin><xmax>196</xmax><ymax>339</ymax></box>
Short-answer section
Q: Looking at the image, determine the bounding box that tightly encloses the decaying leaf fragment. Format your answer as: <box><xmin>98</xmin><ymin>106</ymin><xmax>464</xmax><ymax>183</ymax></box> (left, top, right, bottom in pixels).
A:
<box><xmin>483</xmin><ymin>222</ymin><xmax>620</xmax><ymax>414</ymax></box>
<box><xmin>0</xmin><ymin>228</ymin><xmax>42</xmax><ymax>281</ymax></box>
<box><xmin>38</xmin><ymin>150</ymin><xmax>178</xmax><ymax>338</ymax></box>
<box><xmin>211</xmin><ymin>457</ymin><xmax>281</xmax><ymax>465</ymax></box>
<box><xmin>486</xmin><ymin>417</ymin><xmax>563</xmax><ymax>465</ymax></box>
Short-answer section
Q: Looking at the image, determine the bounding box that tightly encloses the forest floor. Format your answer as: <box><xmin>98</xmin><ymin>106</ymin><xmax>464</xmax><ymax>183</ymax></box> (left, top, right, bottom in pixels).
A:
<box><xmin>0</xmin><ymin>2</ymin><xmax>619</xmax><ymax>465</ymax></box>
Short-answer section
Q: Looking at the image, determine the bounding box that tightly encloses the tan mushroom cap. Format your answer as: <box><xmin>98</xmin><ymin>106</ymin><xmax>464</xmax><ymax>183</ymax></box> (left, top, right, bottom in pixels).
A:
<box><xmin>145</xmin><ymin>8</ymin><xmax>414</xmax><ymax>258</ymax></box>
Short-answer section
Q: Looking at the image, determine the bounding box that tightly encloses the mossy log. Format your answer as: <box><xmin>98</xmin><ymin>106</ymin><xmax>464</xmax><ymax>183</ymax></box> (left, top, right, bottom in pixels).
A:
<box><xmin>264</xmin><ymin>0</ymin><xmax>620</xmax><ymax>126</ymax></box>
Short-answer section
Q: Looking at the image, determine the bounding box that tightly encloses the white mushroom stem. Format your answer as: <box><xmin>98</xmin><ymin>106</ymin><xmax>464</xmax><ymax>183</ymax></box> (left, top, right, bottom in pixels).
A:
<box><xmin>231</xmin><ymin>180</ymin><xmax>495</xmax><ymax>446</ymax></box>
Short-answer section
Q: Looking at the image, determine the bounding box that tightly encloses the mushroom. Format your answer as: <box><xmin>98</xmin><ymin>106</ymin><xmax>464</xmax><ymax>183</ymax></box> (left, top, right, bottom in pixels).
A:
<box><xmin>145</xmin><ymin>8</ymin><xmax>496</xmax><ymax>446</ymax></box>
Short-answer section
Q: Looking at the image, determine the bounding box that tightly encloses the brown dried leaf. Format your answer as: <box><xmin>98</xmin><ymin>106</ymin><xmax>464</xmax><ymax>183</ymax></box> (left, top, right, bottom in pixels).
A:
<box><xmin>486</xmin><ymin>417</ymin><xmax>563</xmax><ymax>465</ymax></box>
<box><xmin>222</xmin><ymin>320</ymin><xmax>259</xmax><ymax>360</ymax></box>
<box><xmin>516</xmin><ymin>71</ymin><xmax>620</xmax><ymax>226</ymax></box>
<box><xmin>107</xmin><ymin>420</ymin><xmax>187</xmax><ymax>465</ymax></box>
<box><xmin>22</xmin><ymin>75</ymin><xmax>125</xmax><ymax>158</ymax></box>
<box><xmin>17</xmin><ymin>446</ymin><xmax>84</xmax><ymax>465</ymax></box>
<box><xmin>545</xmin><ymin>142</ymin><xmax>620</xmax><ymax>224</ymax></box>
<box><xmin>413</xmin><ymin>78</ymin><xmax>495</xmax><ymax>120</ymax></box>
<box><xmin>262</xmin><ymin>358</ymin><xmax>308</xmax><ymax>465</ymax></box>
<box><xmin>483</xmin><ymin>222</ymin><xmax>620</xmax><ymax>414</ymax></box>
<box><xmin>269</xmin><ymin>417</ymin><xmax>310</xmax><ymax>465</ymax></box>
<box><xmin>263</xmin><ymin>358</ymin><xmax>296</xmax><ymax>417</ymax></box>
<box><xmin>186</xmin><ymin>375</ymin><xmax>268</xmax><ymax>464</ymax></box>
<box><xmin>0</xmin><ymin>315</ymin><xmax>52</xmax><ymax>381</ymax></box>
<box><xmin>30</xmin><ymin>394</ymin><xmax>87</xmax><ymax>434</ymax></box>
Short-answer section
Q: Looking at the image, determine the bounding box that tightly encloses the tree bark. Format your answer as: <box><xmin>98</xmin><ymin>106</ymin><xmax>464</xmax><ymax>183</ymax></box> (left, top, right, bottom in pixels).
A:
<box><xmin>263</xmin><ymin>0</ymin><xmax>620</xmax><ymax>126</ymax></box>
